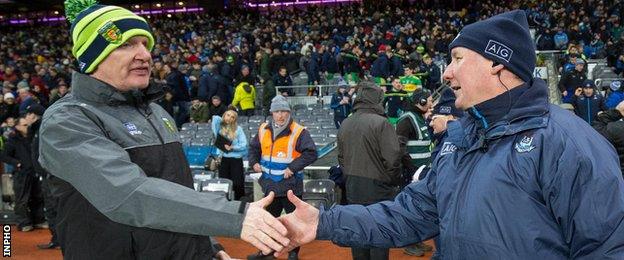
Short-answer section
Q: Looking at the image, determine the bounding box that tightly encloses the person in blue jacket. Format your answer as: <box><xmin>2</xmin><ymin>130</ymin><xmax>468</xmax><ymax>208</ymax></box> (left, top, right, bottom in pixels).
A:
<box><xmin>329</xmin><ymin>80</ymin><xmax>352</xmax><ymax>129</ymax></box>
<box><xmin>274</xmin><ymin>10</ymin><xmax>624</xmax><ymax>260</ymax></box>
<box><xmin>571</xmin><ymin>80</ymin><xmax>607</xmax><ymax>125</ymax></box>
<box><xmin>211</xmin><ymin>110</ymin><xmax>247</xmax><ymax>200</ymax></box>
<box><xmin>606</xmin><ymin>80</ymin><xmax>624</xmax><ymax>109</ymax></box>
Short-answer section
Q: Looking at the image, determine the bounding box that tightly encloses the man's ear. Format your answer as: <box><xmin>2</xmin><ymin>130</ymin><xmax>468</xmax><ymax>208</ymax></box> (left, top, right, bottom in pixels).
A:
<box><xmin>491</xmin><ymin>61</ymin><xmax>504</xmax><ymax>75</ymax></box>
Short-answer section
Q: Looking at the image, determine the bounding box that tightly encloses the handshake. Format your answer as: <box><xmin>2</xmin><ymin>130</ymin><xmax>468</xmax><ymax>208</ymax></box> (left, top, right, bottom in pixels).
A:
<box><xmin>240</xmin><ymin>190</ymin><xmax>319</xmax><ymax>257</ymax></box>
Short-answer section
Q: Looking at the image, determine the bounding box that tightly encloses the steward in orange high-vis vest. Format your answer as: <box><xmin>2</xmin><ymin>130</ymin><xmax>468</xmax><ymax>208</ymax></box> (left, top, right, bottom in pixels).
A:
<box><xmin>249</xmin><ymin>96</ymin><xmax>318</xmax><ymax>197</ymax></box>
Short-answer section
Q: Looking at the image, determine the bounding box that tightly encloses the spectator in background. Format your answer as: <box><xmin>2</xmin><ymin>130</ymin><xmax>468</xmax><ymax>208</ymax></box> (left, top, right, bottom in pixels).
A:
<box><xmin>371</xmin><ymin>45</ymin><xmax>391</xmax><ymax>85</ymax></box>
<box><xmin>421</xmin><ymin>54</ymin><xmax>441</xmax><ymax>92</ymax></box>
<box><xmin>274</xmin><ymin>66</ymin><xmax>294</xmax><ymax>97</ymax></box>
<box><xmin>1</xmin><ymin>116</ymin><xmax>45</xmax><ymax>232</ymax></box>
<box><xmin>189</xmin><ymin>98</ymin><xmax>209</xmax><ymax>123</ymax></box>
<box><xmin>330</xmin><ymin>80</ymin><xmax>352</xmax><ymax>129</ymax></box>
<box><xmin>212</xmin><ymin>110</ymin><xmax>248</xmax><ymax>200</ymax></box>
<box><xmin>3</xmin><ymin>93</ymin><xmax>19</xmax><ymax>121</ymax></box>
<box><xmin>165</xmin><ymin>63</ymin><xmax>191</xmax><ymax>126</ymax></box>
<box><xmin>157</xmin><ymin>91</ymin><xmax>175</xmax><ymax>118</ymax></box>
<box><xmin>399</xmin><ymin>63</ymin><xmax>422</xmax><ymax>93</ymax></box>
<box><xmin>395</xmin><ymin>88</ymin><xmax>434</xmax><ymax>257</ymax></box>
<box><xmin>593</xmin><ymin>100</ymin><xmax>624</xmax><ymax>175</ymax></box>
<box><xmin>383</xmin><ymin>78</ymin><xmax>409</xmax><ymax>126</ymax></box>
<box><xmin>558</xmin><ymin>59</ymin><xmax>587</xmax><ymax>103</ymax></box>
<box><xmin>198</xmin><ymin>64</ymin><xmax>220</xmax><ymax>102</ymax></box>
<box><xmin>606</xmin><ymin>80</ymin><xmax>624</xmax><ymax>109</ymax></box>
<box><xmin>572</xmin><ymin>80</ymin><xmax>607</xmax><ymax>125</ymax></box>
<box><xmin>231</xmin><ymin>82</ymin><xmax>256</xmax><ymax>116</ymax></box>
<box><xmin>49</xmin><ymin>82</ymin><xmax>69</xmax><ymax>105</ymax></box>
<box><xmin>306</xmin><ymin>45</ymin><xmax>322</xmax><ymax>96</ymax></box>
<box><xmin>248</xmin><ymin>95</ymin><xmax>317</xmax><ymax>260</ymax></box>
<box><xmin>554</xmin><ymin>26</ymin><xmax>569</xmax><ymax>50</ymax></box>
<box><xmin>207</xmin><ymin>95</ymin><xmax>227</xmax><ymax>119</ymax></box>
<box><xmin>336</xmin><ymin>81</ymin><xmax>402</xmax><ymax>260</ymax></box>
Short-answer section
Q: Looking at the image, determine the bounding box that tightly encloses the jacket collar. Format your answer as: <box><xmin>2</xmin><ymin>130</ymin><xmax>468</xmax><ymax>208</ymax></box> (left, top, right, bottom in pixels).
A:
<box><xmin>263</xmin><ymin>118</ymin><xmax>295</xmax><ymax>138</ymax></box>
<box><xmin>71</xmin><ymin>72</ymin><xmax>164</xmax><ymax>106</ymax></box>
<box><xmin>451</xmin><ymin>78</ymin><xmax>550</xmax><ymax>148</ymax></box>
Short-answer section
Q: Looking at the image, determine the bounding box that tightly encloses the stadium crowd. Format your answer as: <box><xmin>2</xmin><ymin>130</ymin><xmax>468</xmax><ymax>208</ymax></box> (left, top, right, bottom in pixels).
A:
<box><xmin>0</xmin><ymin>0</ymin><xmax>623</xmax><ymax>258</ymax></box>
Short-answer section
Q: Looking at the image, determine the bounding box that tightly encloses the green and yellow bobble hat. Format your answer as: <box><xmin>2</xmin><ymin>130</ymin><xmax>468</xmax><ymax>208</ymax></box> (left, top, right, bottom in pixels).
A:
<box><xmin>65</xmin><ymin>0</ymin><xmax>154</xmax><ymax>74</ymax></box>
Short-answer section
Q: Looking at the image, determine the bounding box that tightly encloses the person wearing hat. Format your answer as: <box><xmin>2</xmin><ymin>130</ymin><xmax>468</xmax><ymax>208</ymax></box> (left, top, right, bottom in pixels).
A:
<box><xmin>2</xmin><ymin>93</ymin><xmax>19</xmax><ymax>121</ymax></box>
<box><xmin>395</xmin><ymin>87</ymin><xmax>433</xmax><ymax>257</ymax></box>
<box><xmin>605</xmin><ymin>80</ymin><xmax>624</xmax><ymax>109</ymax></box>
<box><xmin>248</xmin><ymin>95</ymin><xmax>317</xmax><ymax>260</ymax></box>
<box><xmin>38</xmin><ymin>1</ymin><xmax>292</xmax><ymax>259</ymax></box>
<box><xmin>231</xmin><ymin>81</ymin><xmax>256</xmax><ymax>116</ymax></box>
<box><xmin>558</xmin><ymin>57</ymin><xmax>587</xmax><ymax>103</ymax></box>
<box><xmin>272</xmin><ymin>10</ymin><xmax>624</xmax><ymax>259</ymax></box>
<box><xmin>329</xmin><ymin>79</ymin><xmax>352</xmax><ymax>129</ymax></box>
<box><xmin>571</xmin><ymin>80</ymin><xmax>607</xmax><ymax>125</ymax></box>
<box><xmin>370</xmin><ymin>45</ymin><xmax>391</xmax><ymax>86</ymax></box>
<box><xmin>334</xmin><ymin>81</ymin><xmax>402</xmax><ymax>260</ymax></box>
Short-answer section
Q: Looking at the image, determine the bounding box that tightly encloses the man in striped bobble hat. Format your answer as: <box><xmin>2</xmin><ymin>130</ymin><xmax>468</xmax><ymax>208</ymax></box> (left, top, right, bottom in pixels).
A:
<box><xmin>37</xmin><ymin>1</ymin><xmax>292</xmax><ymax>259</ymax></box>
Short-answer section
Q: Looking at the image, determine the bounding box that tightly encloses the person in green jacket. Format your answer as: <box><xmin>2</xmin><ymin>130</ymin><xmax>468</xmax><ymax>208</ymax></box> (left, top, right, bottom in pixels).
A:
<box><xmin>190</xmin><ymin>98</ymin><xmax>209</xmax><ymax>123</ymax></box>
<box><xmin>400</xmin><ymin>63</ymin><xmax>423</xmax><ymax>93</ymax></box>
<box><xmin>232</xmin><ymin>82</ymin><xmax>256</xmax><ymax>116</ymax></box>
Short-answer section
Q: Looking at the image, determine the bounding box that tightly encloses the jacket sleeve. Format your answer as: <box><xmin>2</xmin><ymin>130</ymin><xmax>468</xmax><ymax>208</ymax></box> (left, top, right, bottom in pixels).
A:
<box><xmin>592</xmin><ymin>109</ymin><xmax>622</xmax><ymax>143</ymax></box>
<box><xmin>0</xmin><ymin>138</ymin><xmax>19</xmax><ymax>167</ymax></box>
<box><xmin>248</xmin><ymin>132</ymin><xmax>261</xmax><ymax>167</ymax></box>
<box><xmin>558</xmin><ymin>73</ymin><xmax>568</xmax><ymax>92</ymax></box>
<box><xmin>540</xmin><ymin>136</ymin><xmax>624</xmax><ymax>259</ymax></box>
<box><xmin>316</xmin><ymin>168</ymin><xmax>440</xmax><ymax>248</ymax></box>
<box><xmin>212</xmin><ymin>115</ymin><xmax>222</xmax><ymax>137</ymax></box>
<box><xmin>330</xmin><ymin>94</ymin><xmax>341</xmax><ymax>110</ymax></box>
<box><xmin>231</xmin><ymin>85</ymin><xmax>241</xmax><ymax>107</ymax></box>
<box><xmin>231</xmin><ymin>127</ymin><xmax>248</xmax><ymax>152</ymax></box>
<box><xmin>288</xmin><ymin>129</ymin><xmax>318</xmax><ymax>172</ymax></box>
<box><xmin>379</xmin><ymin>121</ymin><xmax>403</xmax><ymax>182</ymax></box>
<box><xmin>38</xmin><ymin>106</ymin><xmax>247</xmax><ymax>238</ymax></box>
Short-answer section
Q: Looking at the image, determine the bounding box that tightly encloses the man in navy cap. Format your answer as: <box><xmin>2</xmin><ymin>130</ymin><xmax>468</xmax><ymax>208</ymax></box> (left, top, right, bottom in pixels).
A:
<box><xmin>571</xmin><ymin>80</ymin><xmax>607</xmax><ymax>125</ymax></box>
<box><xmin>273</xmin><ymin>10</ymin><xmax>624</xmax><ymax>259</ymax></box>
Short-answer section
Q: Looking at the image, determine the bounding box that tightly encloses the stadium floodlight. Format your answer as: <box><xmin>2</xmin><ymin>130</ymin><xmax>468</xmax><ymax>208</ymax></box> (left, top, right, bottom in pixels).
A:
<box><xmin>54</xmin><ymin>11</ymin><xmax>59</xmax><ymax>15</ymax></box>
<box><xmin>156</xmin><ymin>3</ymin><xmax>162</xmax><ymax>8</ymax></box>
<box><xmin>134</xmin><ymin>4</ymin><xmax>140</xmax><ymax>9</ymax></box>
<box><xmin>178</xmin><ymin>1</ymin><xmax>184</xmax><ymax>6</ymax></box>
<box><xmin>166</xmin><ymin>13</ymin><xmax>172</xmax><ymax>18</ymax></box>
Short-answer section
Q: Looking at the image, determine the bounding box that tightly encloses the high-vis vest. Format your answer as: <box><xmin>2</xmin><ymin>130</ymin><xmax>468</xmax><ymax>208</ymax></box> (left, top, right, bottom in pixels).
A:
<box><xmin>399</xmin><ymin>112</ymin><xmax>432</xmax><ymax>167</ymax></box>
<box><xmin>258</xmin><ymin>122</ymin><xmax>305</xmax><ymax>182</ymax></box>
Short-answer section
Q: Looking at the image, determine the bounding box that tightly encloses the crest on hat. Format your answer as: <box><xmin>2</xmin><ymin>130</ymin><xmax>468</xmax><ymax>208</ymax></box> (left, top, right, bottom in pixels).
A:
<box><xmin>98</xmin><ymin>21</ymin><xmax>122</xmax><ymax>44</ymax></box>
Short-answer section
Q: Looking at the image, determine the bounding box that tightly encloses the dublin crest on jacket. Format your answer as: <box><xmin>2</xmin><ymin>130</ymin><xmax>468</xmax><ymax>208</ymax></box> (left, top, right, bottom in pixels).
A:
<box><xmin>514</xmin><ymin>136</ymin><xmax>535</xmax><ymax>153</ymax></box>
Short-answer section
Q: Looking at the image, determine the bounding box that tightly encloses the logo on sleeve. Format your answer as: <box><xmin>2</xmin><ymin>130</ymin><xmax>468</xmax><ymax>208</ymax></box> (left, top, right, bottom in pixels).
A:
<box><xmin>123</xmin><ymin>122</ymin><xmax>142</xmax><ymax>136</ymax></box>
<box><xmin>514</xmin><ymin>136</ymin><xmax>535</xmax><ymax>153</ymax></box>
<box><xmin>440</xmin><ymin>142</ymin><xmax>457</xmax><ymax>156</ymax></box>
<box><xmin>485</xmin><ymin>40</ymin><xmax>513</xmax><ymax>62</ymax></box>
<box><xmin>162</xmin><ymin>117</ymin><xmax>176</xmax><ymax>133</ymax></box>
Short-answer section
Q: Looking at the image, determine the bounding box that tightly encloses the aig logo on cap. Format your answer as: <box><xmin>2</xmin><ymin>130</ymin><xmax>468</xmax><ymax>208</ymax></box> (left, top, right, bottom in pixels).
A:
<box><xmin>485</xmin><ymin>40</ymin><xmax>513</xmax><ymax>62</ymax></box>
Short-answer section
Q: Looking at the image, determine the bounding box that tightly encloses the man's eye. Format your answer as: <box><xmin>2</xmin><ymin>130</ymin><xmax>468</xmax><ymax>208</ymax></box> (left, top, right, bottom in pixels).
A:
<box><xmin>120</xmin><ymin>42</ymin><xmax>132</xmax><ymax>48</ymax></box>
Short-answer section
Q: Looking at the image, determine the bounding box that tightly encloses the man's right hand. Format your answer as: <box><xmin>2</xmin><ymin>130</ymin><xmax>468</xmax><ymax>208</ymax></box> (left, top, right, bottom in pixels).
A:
<box><xmin>253</xmin><ymin>163</ymin><xmax>262</xmax><ymax>173</ymax></box>
<box><xmin>276</xmin><ymin>190</ymin><xmax>319</xmax><ymax>256</ymax></box>
<box><xmin>574</xmin><ymin>88</ymin><xmax>583</xmax><ymax>97</ymax></box>
<box><xmin>240</xmin><ymin>192</ymin><xmax>290</xmax><ymax>255</ymax></box>
<box><xmin>563</xmin><ymin>90</ymin><xmax>568</xmax><ymax>97</ymax></box>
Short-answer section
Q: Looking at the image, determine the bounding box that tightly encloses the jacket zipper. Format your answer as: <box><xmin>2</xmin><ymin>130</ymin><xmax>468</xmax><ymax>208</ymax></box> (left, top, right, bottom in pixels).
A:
<box><xmin>136</xmin><ymin>106</ymin><xmax>165</xmax><ymax>145</ymax></box>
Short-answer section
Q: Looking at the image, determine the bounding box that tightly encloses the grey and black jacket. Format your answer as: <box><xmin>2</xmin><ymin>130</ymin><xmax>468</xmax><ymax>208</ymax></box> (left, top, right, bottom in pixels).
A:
<box><xmin>38</xmin><ymin>72</ymin><xmax>245</xmax><ymax>259</ymax></box>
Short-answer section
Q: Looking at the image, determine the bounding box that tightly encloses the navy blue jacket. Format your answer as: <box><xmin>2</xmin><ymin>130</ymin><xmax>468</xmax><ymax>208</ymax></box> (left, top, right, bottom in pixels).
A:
<box><xmin>572</xmin><ymin>93</ymin><xmax>607</xmax><ymax>125</ymax></box>
<box><xmin>317</xmin><ymin>79</ymin><xmax>624</xmax><ymax>259</ymax></box>
<box><xmin>198</xmin><ymin>72</ymin><xmax>220</xmax><ymax>102</ymax></box>
<box><xmin>322</xmin><ymin>52</ymin><xmax>339</xmax><ymax>74</ymax></box>
<box><xmin>306</xmin><ymin>52</ymin><xmax>321</xmax><ymax>84</ymax></box>
<box><xmin>390</xmin><ymin>56</ymin><xmax>404</xmax><ymax>78</ymax></box>
<box><xmin>330</xmin><ymin>92</ymin><xmax>352</xmax><ymax>118</ymax></box>
<box><xmin>370</xmin><ymin>53</ymin><xmax>390</xmax><ymax>79</ymax></box>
